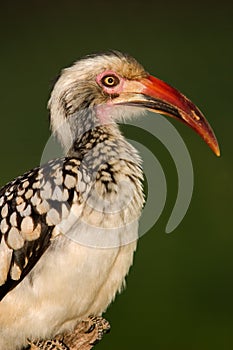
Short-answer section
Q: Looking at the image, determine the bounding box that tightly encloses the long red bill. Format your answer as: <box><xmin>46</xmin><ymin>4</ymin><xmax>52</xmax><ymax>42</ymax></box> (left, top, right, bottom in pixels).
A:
<box><xmin>139</xmin><ymin>75</ymin><xmax>220</xmax><ymax>156</ymax></box>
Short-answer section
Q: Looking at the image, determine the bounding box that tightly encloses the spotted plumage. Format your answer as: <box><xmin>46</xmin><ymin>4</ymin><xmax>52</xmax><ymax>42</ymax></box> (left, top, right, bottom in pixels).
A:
<box><xmin>0</xmin><ymin>157</ymin><xmax>82</xmax><ymax>300</ymax></box>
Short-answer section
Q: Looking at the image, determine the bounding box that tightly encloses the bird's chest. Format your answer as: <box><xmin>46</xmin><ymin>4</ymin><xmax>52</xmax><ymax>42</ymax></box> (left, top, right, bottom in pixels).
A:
<box><xmin>58</xmin><ymin>155</ymin><xmax>144</xmax><ymax>248</ymax></box>
<box><xmin>26</xmin><ymin>159</ymin><xmax>144</xmax><ymax>331</ymax></box>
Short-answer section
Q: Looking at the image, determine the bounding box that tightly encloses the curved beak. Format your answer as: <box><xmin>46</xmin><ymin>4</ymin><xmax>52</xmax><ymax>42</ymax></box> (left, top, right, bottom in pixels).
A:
<box><xmin>115</xmin><ymin>75</ymin><xmax>220</xmax><ymax>156</ymax></box>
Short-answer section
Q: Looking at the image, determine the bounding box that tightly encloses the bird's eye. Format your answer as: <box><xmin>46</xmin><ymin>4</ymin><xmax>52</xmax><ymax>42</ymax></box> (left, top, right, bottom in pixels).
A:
<box><xmin>101</xmin><ymin>75</ymin><xmax>120</xmax><ymax>87</ymax></box>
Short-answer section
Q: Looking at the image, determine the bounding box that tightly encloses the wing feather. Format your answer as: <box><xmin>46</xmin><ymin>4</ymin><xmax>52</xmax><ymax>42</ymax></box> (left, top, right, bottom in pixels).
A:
<box><xmin>0</xmin><ymin>157</ymin><xmax>81</xmax><ymax>301</ymax></box>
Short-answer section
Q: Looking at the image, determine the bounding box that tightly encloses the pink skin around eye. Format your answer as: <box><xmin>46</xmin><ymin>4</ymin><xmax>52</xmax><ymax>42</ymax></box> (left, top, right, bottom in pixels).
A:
<box><xmin>96</xmin><ymin>70</ymin><xmax>126</xmax><ymax>95</ymax></box>
<box><xmin>96</xmin><ymin>70</ymin><xmax>126</xmax><ymax>124</ymax></box>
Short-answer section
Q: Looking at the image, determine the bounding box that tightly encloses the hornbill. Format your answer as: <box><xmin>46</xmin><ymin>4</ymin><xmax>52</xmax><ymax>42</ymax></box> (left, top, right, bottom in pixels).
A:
<box><xmin>0</xmin><ymin>50</ymin><xmax>219</xmax><ymax>349</ymax></box>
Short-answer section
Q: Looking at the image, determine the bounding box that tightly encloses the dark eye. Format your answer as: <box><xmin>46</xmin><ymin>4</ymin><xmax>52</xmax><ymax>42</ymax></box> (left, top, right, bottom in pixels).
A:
<box><xmin>101</xmin><ymin>75</ymin><xmax>120</xmax><ymax>87</ymax></box>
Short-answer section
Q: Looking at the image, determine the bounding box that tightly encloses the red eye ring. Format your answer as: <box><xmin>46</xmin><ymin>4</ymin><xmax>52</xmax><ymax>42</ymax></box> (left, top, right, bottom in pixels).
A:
<box><xmin>101</xmin><ymin>75</ymin><xmax>120</xmax><ymax>87</ymax></box>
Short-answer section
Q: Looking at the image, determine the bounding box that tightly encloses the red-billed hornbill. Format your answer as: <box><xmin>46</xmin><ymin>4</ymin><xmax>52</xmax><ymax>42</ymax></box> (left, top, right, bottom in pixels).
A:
<box><xmin>0</xmin><ymin>51</ymin><xmax>219</xmax><ymax>349</ymax></box>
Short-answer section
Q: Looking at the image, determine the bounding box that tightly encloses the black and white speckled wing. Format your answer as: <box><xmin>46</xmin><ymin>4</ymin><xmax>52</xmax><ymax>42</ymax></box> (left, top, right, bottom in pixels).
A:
<box><xmin>0</xmin><ymin>157</ymin><xmax>81</xmax><ymax>301</ymax></box>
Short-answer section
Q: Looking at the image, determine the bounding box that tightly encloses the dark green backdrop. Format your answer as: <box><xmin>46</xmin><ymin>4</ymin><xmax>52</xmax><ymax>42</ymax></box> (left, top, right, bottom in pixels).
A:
<box><xmin>0</xmin><ymin>1</ymin><xmax>232</xmax><ymax>349</ymax></box>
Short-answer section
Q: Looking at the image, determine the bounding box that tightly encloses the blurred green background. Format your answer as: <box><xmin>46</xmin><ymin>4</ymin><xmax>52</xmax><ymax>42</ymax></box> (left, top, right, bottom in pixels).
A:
<box><xmin>0</xmin><ymin>1</ymin><xmax>232</xmax><ymax>349</ymax></box>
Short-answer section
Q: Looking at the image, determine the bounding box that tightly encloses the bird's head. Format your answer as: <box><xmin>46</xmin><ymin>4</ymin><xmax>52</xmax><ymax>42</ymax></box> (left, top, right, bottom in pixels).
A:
<box><xmin>48</xmin><ymin>50</ymin><xmax>220</xmax><ymax>156</ymax></box>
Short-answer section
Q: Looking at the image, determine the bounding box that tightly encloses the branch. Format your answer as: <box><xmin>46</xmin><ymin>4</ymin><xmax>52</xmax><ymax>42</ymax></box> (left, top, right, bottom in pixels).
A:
<box><xmin>26</xmin><ymin>316</ymin><xmax>110</xmax><ymax>350</ymax></box>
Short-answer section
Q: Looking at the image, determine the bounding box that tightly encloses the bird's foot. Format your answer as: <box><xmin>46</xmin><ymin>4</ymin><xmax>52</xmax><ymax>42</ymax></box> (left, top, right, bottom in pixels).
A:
<box><xmin>25</xmin><ymin>316</ymin><xmax>110</xmax><ymax>350</ymax></box>
<box><xmin>86</xmin><ymin>316</ymin><xmax>111</xmax><ymax>344</ymax></box>
<box><xmin>62</xmin><ymin>315</ymin><xmax>110</xmax><ymax>349</ymax></box>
